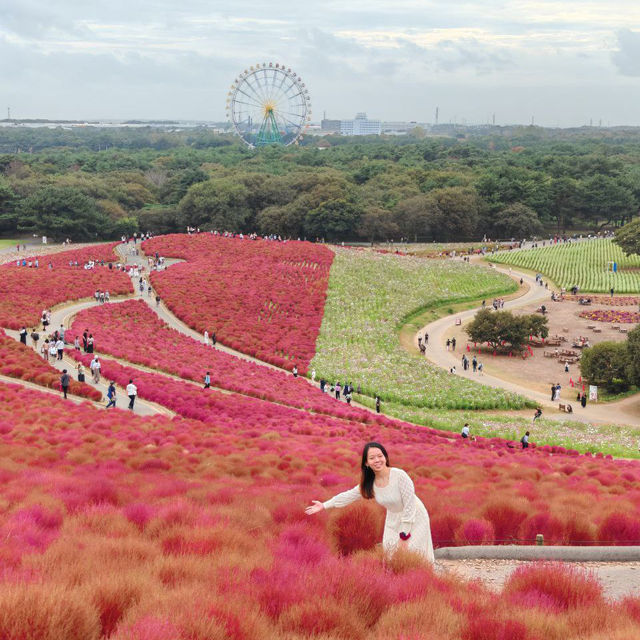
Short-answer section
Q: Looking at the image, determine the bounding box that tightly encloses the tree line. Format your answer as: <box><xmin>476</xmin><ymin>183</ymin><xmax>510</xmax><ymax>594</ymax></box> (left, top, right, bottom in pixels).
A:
<box><xmin>1</xmin><ymin>127</ymin><xmax>639</xmax><ymax>242</ymax></box>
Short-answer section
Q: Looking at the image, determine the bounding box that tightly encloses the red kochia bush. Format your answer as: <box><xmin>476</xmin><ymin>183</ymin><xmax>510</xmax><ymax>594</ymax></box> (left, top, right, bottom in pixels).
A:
<box><xmin>328</xmin><ymin>501</ymin><xmax>384</xmax><ymax>556</ymax></box>
<box><xmin>503</xmin><ymin>562</ymin><xmax>604</xmax><ymax>612</ymax></box>
<box><xmin>462</xmin><ymin>615</ymin><xmax>528</xmax><ymax>640</ymax></box>
<box><xmin>455</xmin><ymin>518</ymin><xmax>496</xmax><ymax>545</ymax></box>
<box><xmin>597</xmin><ymin>512</ymin><xmax>640</xmax><ymax>545</ymax></box>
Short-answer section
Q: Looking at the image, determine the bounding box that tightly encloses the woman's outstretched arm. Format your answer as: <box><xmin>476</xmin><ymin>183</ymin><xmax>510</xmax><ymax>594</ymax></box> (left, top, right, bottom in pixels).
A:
<box><xmin>305</xmin><ymin>485</ymin><xmax>361</xmax><ymax>515</ymax></box>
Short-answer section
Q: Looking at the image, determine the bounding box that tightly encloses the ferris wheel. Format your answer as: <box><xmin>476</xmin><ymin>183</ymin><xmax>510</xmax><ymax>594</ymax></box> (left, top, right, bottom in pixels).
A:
<box><xmin>226</xmin><ymin>63</ymin><xmax>311</xmax><ymax>148</ymax></box>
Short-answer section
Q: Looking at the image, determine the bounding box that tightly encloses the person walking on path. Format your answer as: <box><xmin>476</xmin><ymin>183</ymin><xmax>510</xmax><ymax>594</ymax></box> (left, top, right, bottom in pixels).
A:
<box><xmin>446</xmin><ymin>338</ymin><xmax>451</xmax><ymax>351</ymax></box>
<box><xmin>155</xmin><ymin>294</ymin><xmax>161</xmax><ymax>308</ymax></box>
<box><xmin>461</xmin><ymin>423</ymin><xmax>470</xmax><ymax>439</ymax></box>
<box><xmin>19</xmin><ymin>327</ymin><xmax>27</xmax><ymax>345</ymax></box>
<box><xmin>74</xmin><ymin>336</ymin><xmax>80</xmax><ymax>351</ymax></box>
<box><xmin>90</xmin><ymin>357</ymin><xmax>101</xmax><ymax>383</ymax></box>
<box><xmin>211</xmin><ymin>331</ymin><xmax>217</xmax><ymax>346</ymax></box>
<box><xmin>76</xmin><ymin>362</ymin><xmax>85</xmax><ymax>383</ymax></box>
<box><xmin>533</xmin><ymin>408</ymin><xmax>542</xmax><ymax>423</ymax></box>
<box><xmin>106</xmin><ymin>382</ymin><xmax>117</xmax><ymax>408</ymax></box>
<box><xmin>203</xmin><ymin>330</ymin><xmax>209</xmax><ymax>346</ymax></box>
<box><xmin>55</xmin><ymin>337</ymin><xmax>64</xmax><ymax>361</ymax></box>
<box><xmin>451</xmin><ymin>337</ymin><xmax>456</xmax><ymax>351</ymax></box>
<box><xmin>41</xmin><ymin>339</ymin><xmax>50</xmax><ymax>362</ymax></box>
<box><xmin>472</xmin><ymin>356</ymin><xmax>477</xmax><ymax>372</ymax></box>
<box><xmin>293</xmin><ymin>365</ymin><xmax>298</xmax><ymax>378</ymax></box>
<box><xmin>610</xmin><ymin>287</ymin><xmax>614</xmax><ymax>299</ymax></box>
<box><xmin>60</xmin><ymin>370</ymin><xmax>70</xmax><ymax>399</ymax></box>
<box><xmin>30</xmin><ymin>328</ymin><xmax>39</xmax><ymax>351</ymax></box>
<box><xmin>82</xmin><ymin>330</ymin><xmax>89</xmax><ymax>352</ymax></box>
<box><xmin>204</xmin><ymin>371</ymin><xmax>211</xmax><ymax>389</ymax></box>
<box><xmin>87</xmin><ymin>334</ymin><xmax>94</xmax><ymax>353</ymax></box>
<box><xmin>311</xmin><ymin>369</ymin><xmax>316</xmax><ymax>382</ymax></box>
<box><xmin>550</xmin><ymin>384</ymin><xmax>556</xmax><ymax>401</ymax></box>
<box><xmin>375</xmin><ymin>396</ymin><xmax>381</xmax><ymax>413</ymax></box>
<box><xmin>126</xmin><ymin>379</ymin><xmax>137</xmax><ymax>410</ymax></box>
<box><xmin>521</xmin><ymin>431</ymin><xmax>530</xmax><ymax>449</ymax></box>
<box><xmin>305</xmin><ymin>442</ymin><xmax>435</xmax><ymax>563</ymax></box>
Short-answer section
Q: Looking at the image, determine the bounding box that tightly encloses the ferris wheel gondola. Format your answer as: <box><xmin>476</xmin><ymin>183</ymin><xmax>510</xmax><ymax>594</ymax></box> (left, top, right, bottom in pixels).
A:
<box><xmin>226</xmin><ymin>63</ymin><xmax>311</xmax><ymax>148</ymax></box>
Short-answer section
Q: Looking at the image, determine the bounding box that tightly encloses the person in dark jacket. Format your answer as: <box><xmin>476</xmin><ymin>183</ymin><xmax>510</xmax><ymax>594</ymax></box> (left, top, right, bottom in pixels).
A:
<box><xmin>60</xmin><ymin>370</ymin><xmax>70</xmax><ymax>399</ymax></box>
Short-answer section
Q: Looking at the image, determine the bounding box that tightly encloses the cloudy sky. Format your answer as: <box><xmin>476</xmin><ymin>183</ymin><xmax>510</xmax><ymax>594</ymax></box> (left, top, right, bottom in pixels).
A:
<box><xmin>1</xmin><ymin>0</ymin><xmax>639</xmax><ymax>126</ymax></box>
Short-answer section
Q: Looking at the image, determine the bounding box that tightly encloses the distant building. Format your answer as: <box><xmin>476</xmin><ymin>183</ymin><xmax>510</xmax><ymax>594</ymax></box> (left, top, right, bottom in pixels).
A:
<box><xmin>382</xmin><ymin>121</ymin><xmax>418</xmax><ymax>134</ymax></box>
<box><xmin>320</xmin><ymin>119</ymin><xmax>341</xmax><ymax>133</ymax></box>
<box><xmin>340</xmin><ymin>113</ymin><xmax>381</xmax><ymax>136</ymax></box>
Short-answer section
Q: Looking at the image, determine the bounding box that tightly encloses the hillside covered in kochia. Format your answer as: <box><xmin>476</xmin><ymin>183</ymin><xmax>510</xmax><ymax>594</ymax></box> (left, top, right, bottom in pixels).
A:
<box><xmin>1</xmin><ymin>126</ymin><xmax>640</xmax><ymax>241</ymax></box>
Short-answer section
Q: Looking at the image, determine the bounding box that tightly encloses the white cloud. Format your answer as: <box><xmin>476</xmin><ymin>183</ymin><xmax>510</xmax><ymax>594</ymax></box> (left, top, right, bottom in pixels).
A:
<box><xmin>0</xmin><ymin>0</ymin><xmax>638</xmax><ymax>125</ymax></box>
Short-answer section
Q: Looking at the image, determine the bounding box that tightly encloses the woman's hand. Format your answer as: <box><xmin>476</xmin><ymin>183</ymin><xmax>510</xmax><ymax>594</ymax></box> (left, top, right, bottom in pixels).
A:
<box><xmin>305</xmin><ymin>500</ymin><xmax>324</xmax><ymax>515</ymax></box>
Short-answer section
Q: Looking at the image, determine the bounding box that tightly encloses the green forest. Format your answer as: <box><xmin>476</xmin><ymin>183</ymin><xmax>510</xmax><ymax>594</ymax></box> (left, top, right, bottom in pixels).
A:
<box><xmin>1</xmin><ymin>125</ymin><xmax>639</xmax><ymax>242</ymax></box>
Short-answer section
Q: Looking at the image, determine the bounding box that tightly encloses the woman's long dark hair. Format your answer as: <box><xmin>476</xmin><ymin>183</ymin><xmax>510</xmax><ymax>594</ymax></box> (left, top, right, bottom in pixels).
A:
<box><xmin>360</xmin><ymin>442</ymin><xmax>390</xmax><ymax>499</ymax></box>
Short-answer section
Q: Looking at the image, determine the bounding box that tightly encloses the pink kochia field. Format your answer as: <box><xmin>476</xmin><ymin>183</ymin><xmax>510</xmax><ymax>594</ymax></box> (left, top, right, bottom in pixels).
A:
<box><xmin>5</xmin><ymin>234</ymin><xmax>640</xmax><ymax>638</ymax></box>
<box><xmin>142</xmin><ymin>234</ymin><xmax>334</xmax><ymax>373</ymax></box>
<box><xmin>2</xmin><ymin>380</ymin><xmax>640</xmax><ymax>638</ymax></box>
<box><xmin>0</xmin><ymin>243</ymin><xmax>132</xmax><ymax>329</ymax></box>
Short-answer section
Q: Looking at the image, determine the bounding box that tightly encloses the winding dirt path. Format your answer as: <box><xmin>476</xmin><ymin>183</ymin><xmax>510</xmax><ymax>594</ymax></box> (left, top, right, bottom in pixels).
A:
<box><xmin>417</xmin><ymin>260</ymin><xmax>640</xmax><ymax>427</ymax></box>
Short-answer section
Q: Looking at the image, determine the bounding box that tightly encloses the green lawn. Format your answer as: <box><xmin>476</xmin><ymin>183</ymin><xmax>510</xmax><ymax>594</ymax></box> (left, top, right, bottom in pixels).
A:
<box><xmin>311</xmin><ymin>248</ymin><xmax>524</xmax><ymax>410</ymax></box>
<box><xmin>488</xmin><ymin>238</ymin><xmax>640</xmax><ymax>293</ymax></box>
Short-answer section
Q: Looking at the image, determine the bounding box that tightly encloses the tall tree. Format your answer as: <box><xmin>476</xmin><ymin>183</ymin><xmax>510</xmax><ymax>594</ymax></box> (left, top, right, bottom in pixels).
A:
<box><xmin>614</xmin><ymin>218</ymin><xmax>640</xmax><ymax>256</ymax></box>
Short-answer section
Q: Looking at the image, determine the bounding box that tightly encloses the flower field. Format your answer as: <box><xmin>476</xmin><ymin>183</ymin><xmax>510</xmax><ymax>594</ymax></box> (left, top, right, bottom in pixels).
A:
<box><xmin>142</xmin><ymin>234</ymin><xmax>334</xmax><ymax>373</ymax></box>
<box><xmin>5</xmin><ymin>233</ymin><xmax>640</xmax><ymax>637</ymax></box>
<box><xmin>488</xmin><ymin>239</ymin><xmax>640</xmax><ymax>293</ymax></box>
<box><xmin>0</xmin><ymin>330</ymin><xmax>101</xmax><ymax>401</ymax></box>
<box><xmin>579</xmin><ymin>309</ymin><xmax>640</xmax><ymax>324</ymax></box>
<box><xmin>311</xmin><ymin>248</ymin><xmax>525</xmax><ymax>409</ymax></box>
<box><xmin>0</xmin><ymin>243</ymin><xmax>132</xmax><ymax>329</ymax></box>
<box><xmin>2</xmin><ymin>377</ymin><xmax>640</xmax><ymax>637</ymax></box>
<box><xmin>66</xmin><ymin>299</ymin><xmax>376</xmax><ymax>420</ymax></box>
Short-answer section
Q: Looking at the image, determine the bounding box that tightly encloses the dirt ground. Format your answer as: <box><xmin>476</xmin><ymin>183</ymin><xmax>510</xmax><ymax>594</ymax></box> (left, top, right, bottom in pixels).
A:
<box><xmin>448</xmin><ymin>295</ymin><xmax>638</xmax><ymax>401</ymax></box>
<box><xmin>439</xmin><ymin>559</ymin><xmax>640</xmax><ymax>601</ymax></box>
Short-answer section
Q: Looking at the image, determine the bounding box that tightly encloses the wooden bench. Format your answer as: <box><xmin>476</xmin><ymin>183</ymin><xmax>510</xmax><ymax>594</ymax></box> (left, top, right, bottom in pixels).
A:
<box><xmin>593</xmin><ymin>328</ymin><xmax>602</xmax><ymax>333</ymax></box>
<box><xmin>544</xmin><ymin>351</ymin><xmax>558</xmax><ymax>358</ymax></box>
<box><xmin>586</xmin><ymin>325</ymin><xmax>595</xmax><ymax>330</ymax></box>
<box><xmin>620</xmin><ymin>328</ymin><xmax>629</xmax><ymax>334</ymax></box>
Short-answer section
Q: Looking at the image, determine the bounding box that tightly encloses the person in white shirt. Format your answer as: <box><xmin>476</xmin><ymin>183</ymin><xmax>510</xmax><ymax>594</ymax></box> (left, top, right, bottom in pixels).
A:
<box><xmin>305</xmin><ymin>442</ymin><xmax>434</xmax><ymax>563</ymax></box>
<box><xmin>461</xmin><ymin>424</ymin><xmax>470</xmax><ymax>439</ymax></box>
<box><xmin>55</xmin><ymin>338</ymin><xmax>65</xmax><ymax>361</ymax></box>
<box><xmin>126</xmin><ymin>379</ymin><xmax>137</xmax><ymax>410</ymax></box>
<box><xmin>90</xmin><ymin>357</ymin><xmax>101</xmax><ymax>383</ymax></box>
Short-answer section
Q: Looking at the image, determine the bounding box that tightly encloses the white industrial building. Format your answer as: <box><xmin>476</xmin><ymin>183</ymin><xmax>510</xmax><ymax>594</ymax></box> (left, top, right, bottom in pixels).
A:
<box><xmin>340</xmin><ymin>113</ymin><xmax>382</xmax><ymax>136</ymax></box>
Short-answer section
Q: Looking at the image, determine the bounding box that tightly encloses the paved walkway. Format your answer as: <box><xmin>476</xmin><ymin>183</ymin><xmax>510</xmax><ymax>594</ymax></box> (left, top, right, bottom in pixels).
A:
<box><xmin>417</xmin><ymin>260</ymin><xmax>640</xmax><ymax>426</ymax></box>
<box><xmin>3</xmin><ymin>326</ymin><xmax>171</xmax><ymax>418</ymax></box>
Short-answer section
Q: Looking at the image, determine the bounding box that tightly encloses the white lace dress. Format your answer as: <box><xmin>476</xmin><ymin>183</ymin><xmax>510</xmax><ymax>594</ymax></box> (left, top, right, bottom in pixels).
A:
<box><xmin>323</xmin><ymin>467</ymin><xmax>435</xmax><ymax>563</ymax></box>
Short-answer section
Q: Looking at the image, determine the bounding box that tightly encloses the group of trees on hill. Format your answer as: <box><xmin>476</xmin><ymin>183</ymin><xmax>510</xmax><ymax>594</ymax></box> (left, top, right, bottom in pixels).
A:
<box><xmin>580</xmin><ymin>325</ymin><xmax>640</xmax><ymax>393</ymax></box>
<box><xmin>1</xmin><ymin>127</ymin><xmax>640</xmax><ymax>241</ymax></box>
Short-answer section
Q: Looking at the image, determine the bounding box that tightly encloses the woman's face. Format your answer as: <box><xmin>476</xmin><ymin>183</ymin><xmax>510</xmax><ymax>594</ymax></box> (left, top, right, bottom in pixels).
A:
<box><xmin>366</xmin><ymin>447</ymin><xmax>387</xmax><ymax>472</ymax></box>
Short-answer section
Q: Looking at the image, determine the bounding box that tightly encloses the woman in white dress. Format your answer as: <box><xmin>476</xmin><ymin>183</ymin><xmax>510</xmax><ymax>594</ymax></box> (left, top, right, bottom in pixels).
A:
<box><xmin>305</xmin><ymin>442</ymin><xmax>435</xmax><ymax>563</ymax></box>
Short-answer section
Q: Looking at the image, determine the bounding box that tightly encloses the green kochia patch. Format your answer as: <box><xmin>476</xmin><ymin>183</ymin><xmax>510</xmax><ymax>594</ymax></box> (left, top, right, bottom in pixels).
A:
<box><xmin>488</xmin><ymin>238</ymin><xmax>640</xmax><ymax>293</ymax></box>
<box><xmin>356</xmin><ymin>396</ymin><xmax>640</xmax><ymax>459</ymax></box>
<box><xmin>311</xmin><ymin>248</ymin><xmax>527</xmax><ymax>410</ymax></box>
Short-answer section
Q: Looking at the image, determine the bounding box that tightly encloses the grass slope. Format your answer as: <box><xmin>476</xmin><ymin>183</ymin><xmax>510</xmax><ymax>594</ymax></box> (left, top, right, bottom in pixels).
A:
<box><xmin>488</xmin><ymin>238</ymin><xmax>640</xmax><ymax>293</ymax></box>
<box><xmin>311</xmin><ymin>248</ymin><xmax>524</xmax><ymax>410</ymax></box>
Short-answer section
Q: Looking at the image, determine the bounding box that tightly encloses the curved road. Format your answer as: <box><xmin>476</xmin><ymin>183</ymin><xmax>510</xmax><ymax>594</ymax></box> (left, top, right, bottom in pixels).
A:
<box><xmin>417</xmin><ymin>260</ymin><xmax>640</xmax><ymax>426</ymax></box>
